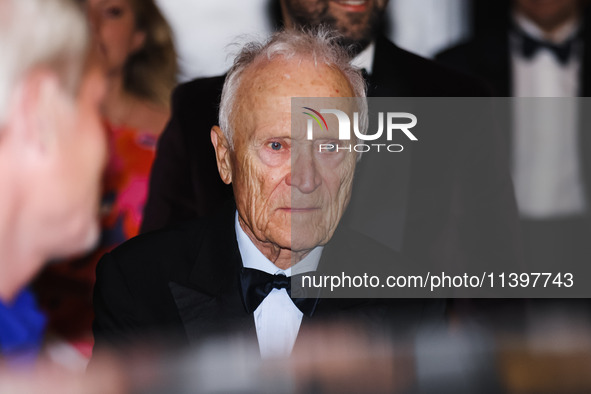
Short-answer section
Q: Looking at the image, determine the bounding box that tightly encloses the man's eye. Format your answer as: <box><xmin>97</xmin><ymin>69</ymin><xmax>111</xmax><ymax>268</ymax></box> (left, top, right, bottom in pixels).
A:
<box><xmin>269</xmin><ymin>141</ymin><xmax>283</xmax><ymax>151</ymax></box>
<box><xmin>319</xmin><ymin>141</ymin><xmax>338</xmax><ymax>152</ymax></box>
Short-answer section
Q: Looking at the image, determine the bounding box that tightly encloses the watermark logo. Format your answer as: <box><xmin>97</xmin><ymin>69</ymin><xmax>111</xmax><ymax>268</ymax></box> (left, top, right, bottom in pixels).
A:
<box><xmin>303</xmin><ymin>107</ymin><xmax>418</xmax><ymax>153</ymax></box>
<box><xmin>302</xmin><ymin>107</ymin><xmax>329</xmax><ymax>133</ymax></box>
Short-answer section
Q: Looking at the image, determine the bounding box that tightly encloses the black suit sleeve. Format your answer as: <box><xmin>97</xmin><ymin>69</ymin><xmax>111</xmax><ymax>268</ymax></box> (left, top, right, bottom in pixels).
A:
<box><xmin>92</xmin><ymin>252</ymin><xmax>143</xmax><ymax>349</ymax></box>
<box><xmin>435</xmin><ymin>43</ymin><xmax>474</xmax><ymax>78</ymax></box>
<box><xmin>140</xmin><ymin>77</ymin><xmax>232</xmax><ymax>234</ymax></box>
<box><xmin>140</xmin><ymin>86</ymin><xmax>199</xmax><ymax>234</ymax></box>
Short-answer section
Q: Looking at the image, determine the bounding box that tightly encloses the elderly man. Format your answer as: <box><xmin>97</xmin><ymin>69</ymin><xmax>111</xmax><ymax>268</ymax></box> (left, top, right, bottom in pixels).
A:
<box><xmin>142</xmin><ymin>0</ymin><xmax>521</xmax><ymax>276</ymax></box>
<box><xmin>93</xmin><ymin>28</ymin><xmax>441</xmax><ymax>358</ymax></box>
<box><xmin>0</xmin><ymin>0</ymin><xmax>106</xmax><ymax>356</ymax></box>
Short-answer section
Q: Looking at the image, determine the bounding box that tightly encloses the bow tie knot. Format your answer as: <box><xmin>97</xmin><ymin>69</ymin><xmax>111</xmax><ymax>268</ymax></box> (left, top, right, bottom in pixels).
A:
<box><xmin>239</xmin><ymin>268</ymin><xmax>319</xmax><ymax>317</ymax></box>
<box><xmin>262</xmin><ymin>273</ymin><xmax>289</xmax><ymax>293</ymax></box>
<box><xmin>516</xmin><ymin>27</ymin><xmax>577</xmax><ymax>65</ymax></box>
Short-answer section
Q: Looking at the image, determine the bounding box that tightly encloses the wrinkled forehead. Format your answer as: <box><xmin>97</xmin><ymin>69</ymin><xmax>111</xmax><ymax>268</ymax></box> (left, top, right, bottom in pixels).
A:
<box><xmin>239</xmin><ymin>57</ymin><xmax>354</xmax><ymax>102</ymax></box>
<box><xmin>232</xmin><ymin>57</ymin><xmax>356</xmax><ymax>136</ymax></box>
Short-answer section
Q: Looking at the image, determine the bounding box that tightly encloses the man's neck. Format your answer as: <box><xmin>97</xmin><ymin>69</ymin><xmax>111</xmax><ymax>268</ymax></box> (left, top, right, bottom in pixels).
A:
<box><xmin>102</xmin><ymin>72</ymin><xmax>136</xmax><ymax>126</ymax></box>
<box><xmin>514</xmin><ymin>10</ymin><xmax>580</xmax><ymax>42</ymax></box>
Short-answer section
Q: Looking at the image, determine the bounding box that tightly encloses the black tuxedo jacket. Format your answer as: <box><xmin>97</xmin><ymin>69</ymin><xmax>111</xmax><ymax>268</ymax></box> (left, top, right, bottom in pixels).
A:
<box><xmin>140</xmin><ymin>35</ymin><xmax>522</xmax><ymax>271</ymax></box>
<box><xmin>93</xmin><ymin>204</ymin><xmax>444</xmax><ymax>350</ymax></box>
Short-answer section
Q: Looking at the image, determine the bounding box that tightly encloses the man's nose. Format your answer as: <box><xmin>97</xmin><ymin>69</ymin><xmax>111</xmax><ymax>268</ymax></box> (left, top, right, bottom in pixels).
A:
<box><xmin>286</xmin><ymin>151</ymin><xmax>322</xmax><ymax>194</ymax></box>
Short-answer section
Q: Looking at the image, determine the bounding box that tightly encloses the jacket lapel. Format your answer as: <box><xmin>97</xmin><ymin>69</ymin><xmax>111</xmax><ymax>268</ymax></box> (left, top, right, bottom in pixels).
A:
<box><xmin>369</xmin><ymin>35</ymin><xmax>412</xmax><ymax>97</ymax></box>
<box><xmin>168</xmin><ymin>205</ymin><xmax>256</xmax><ymax>344</ymax></box>
<box><xmin>168</xmin><ymin>281</ymin><xmax>255</xmax><ymax>344</ymax></box>
<box><xmin>580</xmin><ymin>14</ymin><xmax>591</xmax><ymax>97</ymax></box>
<box><xmin>480</xmin><ymin>32</ymin><xmax>512</xmax><ymax>97</ymax></box>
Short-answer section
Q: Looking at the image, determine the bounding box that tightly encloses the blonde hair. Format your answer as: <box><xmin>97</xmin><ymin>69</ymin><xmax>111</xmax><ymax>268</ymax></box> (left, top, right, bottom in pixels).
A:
<box><xmin>0</xmin><ymin>0</ymin><xmax>88</xmax><ymax>128</ymax></box>
<box><xmin>124</xmin><ymin>0</ymin><xmax>177</xmax><ymax>106</ymax></box>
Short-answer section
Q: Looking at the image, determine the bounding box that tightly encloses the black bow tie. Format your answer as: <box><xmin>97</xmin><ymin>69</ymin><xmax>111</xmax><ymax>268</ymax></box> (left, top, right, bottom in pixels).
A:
<box><xmin>239</xmin><ymin>268</ymin><xmax>319</xmax><ymax>317</ymax></box>
<box><xmin>516</xmin><ymin>28</ymin><xmax>577</xmax><ymax>64</ymax></box>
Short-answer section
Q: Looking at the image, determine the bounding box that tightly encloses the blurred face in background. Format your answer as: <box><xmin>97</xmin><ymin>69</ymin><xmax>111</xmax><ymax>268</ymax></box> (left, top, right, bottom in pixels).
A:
<box><xmin>514</xmin><ymin>0</ymin><xmax>580</xmax><ymax>32</ymax></box>
<box><xmin>87</xmin><ymin>0</ymin><xmax>146</xmax><ymax>76</ymax></box>
<box><xmin>281</xmin><ymin>0</ymin><xmax>389</xmax><ymax>50</ymax></box>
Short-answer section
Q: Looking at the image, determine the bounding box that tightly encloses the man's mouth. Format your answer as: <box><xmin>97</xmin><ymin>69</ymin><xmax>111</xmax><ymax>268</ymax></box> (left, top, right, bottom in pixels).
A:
<box><xmin>331</xmin><ymin>0</ymin><xmax>369</xmax><ymax>12</ymax></box>
<box><xmin>279</xmin><ymin>207</ymin><xmax>321</xmax><ymax>213</ymax></box>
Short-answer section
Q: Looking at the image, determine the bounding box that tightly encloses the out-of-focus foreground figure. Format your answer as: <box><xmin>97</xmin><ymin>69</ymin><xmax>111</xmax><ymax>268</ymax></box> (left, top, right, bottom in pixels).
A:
<box><xmin>0</xmin><ymin>0</ymin><xmax>106</xmax><ymax>359</ymax></box>
<box><xmin>34</xmin><ymin>0</ymin><xmax>177</xmax><ymax>358</ymax></box>
<box><xmin>0</xmin><ymin>1</ymin><xmax>128</xmax><ymax>392</ymax></box>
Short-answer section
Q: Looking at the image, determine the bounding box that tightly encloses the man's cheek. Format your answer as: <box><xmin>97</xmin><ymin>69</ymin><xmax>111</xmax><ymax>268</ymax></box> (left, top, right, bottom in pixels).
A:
<box><xmin>257</xmin><ymin>146</ymin><xmax>289</xmax><ymax>168</ymax></box>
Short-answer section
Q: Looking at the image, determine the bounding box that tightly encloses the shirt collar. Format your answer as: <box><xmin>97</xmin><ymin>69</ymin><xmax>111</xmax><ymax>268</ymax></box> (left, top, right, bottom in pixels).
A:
<box><xmin>513</xmin><ymin>11</ymin><xmax>581</xmax><ymax>44</ymax></box>
<box><xmin>351</xmin><ymin>41</ymin><xmax>376</xmax><ymax>75</ymax></box>
<box><xmin>235</xmin><ymin>211</ymin><xmax>322</xmax><ymax>277</ymax></box>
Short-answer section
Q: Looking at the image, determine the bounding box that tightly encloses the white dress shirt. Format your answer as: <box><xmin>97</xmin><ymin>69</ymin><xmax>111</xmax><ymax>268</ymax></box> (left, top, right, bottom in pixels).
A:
<box><xmin>351</xmin><ymin>42</ymin><xmax>376</xmax><ymax>75</ymax></box>
<box><xmin>511</xmin><ymin>13</ymin><xmax>587</xmax><ymax>218</ymax></box>
<box><xmin>235</xmin><ymin>212</ymin><xmax>322</xmax><ymax>358</ymax></box>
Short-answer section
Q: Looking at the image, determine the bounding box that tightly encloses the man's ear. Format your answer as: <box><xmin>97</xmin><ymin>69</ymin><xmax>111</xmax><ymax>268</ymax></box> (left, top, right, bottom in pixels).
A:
<box><xmin>211</xmin><ymin>125</ymin><xmax>232</xmax><ymax>184</ymax></box>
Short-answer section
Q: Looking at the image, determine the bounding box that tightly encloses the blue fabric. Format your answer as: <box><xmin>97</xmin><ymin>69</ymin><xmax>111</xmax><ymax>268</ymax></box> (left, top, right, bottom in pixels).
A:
<box><xmin>0</xmin><ymin>288</ymin><xmax>46</xmax><ymax>361</ymax></box>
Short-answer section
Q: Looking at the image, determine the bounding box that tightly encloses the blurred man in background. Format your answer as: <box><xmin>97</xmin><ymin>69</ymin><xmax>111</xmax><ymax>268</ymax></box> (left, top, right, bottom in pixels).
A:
<box><xmin>438</xmin><ymin>0</ymin><xmax>591</xmax><ymax>269</ymax></box>
<box><xmin>0</xmin><ymin>0</ymin><xmax>106</xmax><ymax>358</ymax></box>
<box><xmin>437</xmin><ymin>0</ymin><xmax>591</xmax><ymax>335</ymax></box>
<box><xmin>439</xmin><ymin>0</ymin><xmax>586</xmax><ymax>96</ymax></box>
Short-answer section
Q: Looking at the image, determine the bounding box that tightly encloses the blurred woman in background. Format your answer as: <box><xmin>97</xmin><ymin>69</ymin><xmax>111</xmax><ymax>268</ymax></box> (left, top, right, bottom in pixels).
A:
<box><xmin>90</xmin><ymin>0</ymin><xmax>177</xmax><ymax>238</ymax></box>
<box><xmin>35</xmin><ymin>0</ymin><xmax>177</xmax><ymax>363</ymax></box>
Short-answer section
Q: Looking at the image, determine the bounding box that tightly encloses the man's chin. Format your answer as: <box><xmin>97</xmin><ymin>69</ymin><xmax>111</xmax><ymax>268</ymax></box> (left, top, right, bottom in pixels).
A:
<box><xmin>290</xmin><ymin>233</ymin><xmax>331</xmax><ymax>253</ymax></box>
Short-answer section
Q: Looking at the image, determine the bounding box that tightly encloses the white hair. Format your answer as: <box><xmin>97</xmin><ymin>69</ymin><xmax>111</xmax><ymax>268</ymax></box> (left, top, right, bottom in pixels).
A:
<box><xmin>219</xmin><ymin>27</ymin><xmax>368</xmax><ymax>149</ymax></box>
<box><xmin>0</xmin><ymin>0</ymin><xmax>88</xmax><ymax>129</ymax></box>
